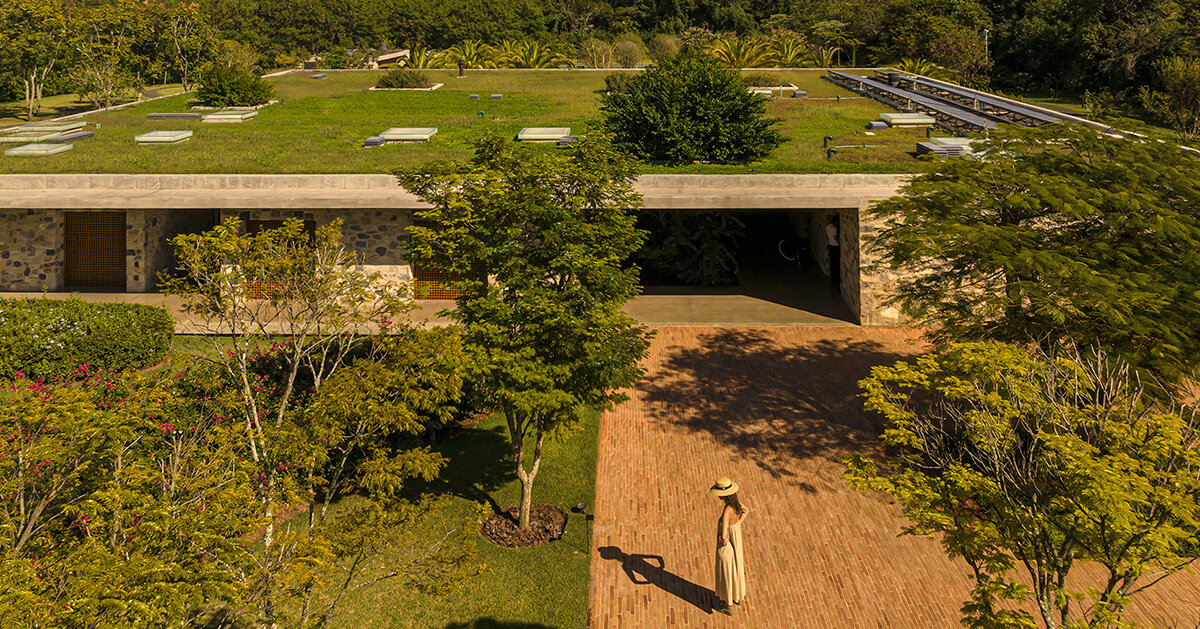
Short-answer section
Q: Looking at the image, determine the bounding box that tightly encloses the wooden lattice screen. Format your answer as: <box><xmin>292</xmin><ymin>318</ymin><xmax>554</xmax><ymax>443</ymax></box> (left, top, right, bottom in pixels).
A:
<box><xmin>64</xmin><ymin>211</ymin><xmax>126</xmax><ymax>289</ymax></box>
<box><xmin>409</xmin><ymin>219</ymin><xmax>476</xmax><ymax>299</ymax></box>
<box><xmin>242</xmin><ymin>219</ymin><xmax>317</xmax><ymax>298</ymax></box>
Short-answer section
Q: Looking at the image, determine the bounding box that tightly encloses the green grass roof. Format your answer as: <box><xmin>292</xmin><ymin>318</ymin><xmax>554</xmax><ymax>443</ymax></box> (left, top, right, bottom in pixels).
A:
<box><xmin>0</xmin><ymin>69</ymin><xmax>934</xmax><ymax>175</ymax></box>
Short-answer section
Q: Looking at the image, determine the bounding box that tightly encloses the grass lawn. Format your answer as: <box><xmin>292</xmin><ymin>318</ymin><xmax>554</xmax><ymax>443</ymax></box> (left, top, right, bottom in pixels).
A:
<box><xmin>0</xmin><ymin>84</ymin><xmax>186</xmax><ymax>127</ymax></box>
<box><xmin>329</xmin><ymin>409</ymin><xmax>600</xmax><ymax>629</ymax></box>
<box><xmin>0</xmin><ymin>69</ymin><xmax>928</xmax><ymax>175</ymax></box>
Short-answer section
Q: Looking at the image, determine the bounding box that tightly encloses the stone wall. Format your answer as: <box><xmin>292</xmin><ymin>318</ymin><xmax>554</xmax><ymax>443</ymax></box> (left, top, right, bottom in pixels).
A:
<box><xmin>856</xmin><ymin>203</ymin><xmax>906</xmax><ymax>326</ymax></box>
<box><xmin>838</xmin><ymin>207</ymin><xmax>861</xmax><ymax>321</ymax></box>
<box><xmin>0</xmin><ymin>210</ymin><xmax>63</xmax><ymax>291</ymax></box>
<box><xmin>220</xmin><ymin>209</ymin><xmax>413</xmax><ymax>283</ymax></box>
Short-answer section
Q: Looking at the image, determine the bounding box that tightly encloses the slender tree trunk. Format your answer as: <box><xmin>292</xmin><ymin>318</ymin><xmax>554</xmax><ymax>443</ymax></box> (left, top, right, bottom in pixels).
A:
<box><xmin>516</xmin><ymin>431</ymin><xmax>545</xmax><ymax>530</ymax></box>
<box><xmin>506</xmin><ymin>408</ymin><xmax>545</xmax><ymax>530</ymax></box>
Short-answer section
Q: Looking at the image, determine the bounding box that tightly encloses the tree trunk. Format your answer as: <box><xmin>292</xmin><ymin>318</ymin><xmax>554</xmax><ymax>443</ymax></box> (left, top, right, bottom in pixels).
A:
<box><xmin>507</xmin><ymin>408</ymin><xmax>546</xmax><ymax>531</ymax></box>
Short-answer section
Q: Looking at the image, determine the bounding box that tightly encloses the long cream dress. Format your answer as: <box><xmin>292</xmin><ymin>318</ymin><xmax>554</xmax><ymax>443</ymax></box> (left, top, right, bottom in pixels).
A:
<box><xmin>715</xmin><ymin>514</ymin><xmax>747</xmax><ymax>605</ymax></box>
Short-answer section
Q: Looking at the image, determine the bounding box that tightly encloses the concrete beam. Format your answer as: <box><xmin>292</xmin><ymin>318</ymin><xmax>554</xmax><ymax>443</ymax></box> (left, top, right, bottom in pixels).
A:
<box><xmin>0</xmin><ymin>173</ymin><xmax>912</xmax><ymax>210</ymax></box>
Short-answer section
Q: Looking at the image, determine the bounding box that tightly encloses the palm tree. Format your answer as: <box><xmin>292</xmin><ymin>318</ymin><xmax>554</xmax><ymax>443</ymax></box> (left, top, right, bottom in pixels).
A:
<box><xmin>806</xmin><ymin>44</ymin><xmax>843</xmax><ymax>68</ymax></box>
<box><xmin>830</xmin><ymin>34</ymin><xmax>863</xmax><ymax>67</ymax></box>
<box><xmin>405</xmin><ymin>47</ymin><xmax>445</xmax><ymax>69</ymax></box>
<box><xmin>444</xmin><ymin>40</ymin><xmax>497</xmax><ymax>68</ymax></box>
<box><xmin>497</xmin><ymin>40</ymin><xmax>574</xmax><ymax>69</ymax></box>
<box><xmin>895</xmin><ymin>58</ymin><xmax>957</xmax><ymax>80</ymax></box>
<box><xmin>771</xmin><ymin>36</ymin><xmax>812</xmax><ymax>68</ymax></box>
<box><xmin>707</xmin><ymin>37</ymin><xmax>777</xmax><ymax>68</ymax></box>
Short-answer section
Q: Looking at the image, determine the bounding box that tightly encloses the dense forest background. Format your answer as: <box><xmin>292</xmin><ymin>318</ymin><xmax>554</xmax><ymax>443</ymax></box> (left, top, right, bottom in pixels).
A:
<box><xmin>3</xmin><ymin>0</ymin><xmax>1199</xmax><ymax>113</ymax></box>
<box><xmin>201</xmin><ymin>0</ymin><xmax>1200</xmax><ymax>94</ymax></box>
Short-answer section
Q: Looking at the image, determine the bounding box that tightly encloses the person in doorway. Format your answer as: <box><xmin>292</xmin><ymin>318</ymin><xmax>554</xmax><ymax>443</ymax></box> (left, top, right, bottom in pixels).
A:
<box><xmin>826</xmin><ymin>217</ymin><xmax>841</xmax><ymax>293</ymax></box>
<box><xmin>711</xmin><ymin>477</ymin><xmax>748</xmax><ymax>615</ymax></box>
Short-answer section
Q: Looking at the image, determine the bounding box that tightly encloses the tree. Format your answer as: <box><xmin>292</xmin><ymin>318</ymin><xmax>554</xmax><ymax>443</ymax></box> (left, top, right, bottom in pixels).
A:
<box><xmin>0</xmin><ymin>368</ymin><xmax>261</xmax><ymax>628</ymax></box>
<box><xmin>1140</xmin><ymin>56</ymin><xmax>1200</xmax><ymax>141</ymax></box>
<box><xmin>166</xmin><ymin>3</ymin><xmax>218</xmax><ymax>91</ymax></box>
<box><xmin>70</xmin><ymin>0</ymin><xmax>154</xmax><ymax>109</ymax></box>
<box><xmin>868</xmin><ymin>123</ymin><xmax>1200</xmax><ymax>384</ymax></box>
<box><xmin>706</xmin><ymin>36</ymin><xmax>777</xmax><ymax>68</ymax></box>
<box><xmin>847</xmin><ymin>342</ymin><xmax>1200</xmax><ymax>629</ymax></box>
<box><xmin>578</xmin><ymin>38</ymin><xmax>615</xmax><ymax>68</ymax></box>
<box><xmin>601</xmin><ymin>52</ymin><xmax>784</xmax><ymax>165</ymax></box>
<box><xmin>0</xmin><ymin>0</ymin><xmax>69</xmax><ymax>120</ymax></box>
<box><xmin>161</xmin><ymin>219</ymin><xmax>476</xmax><ymax>625</ymax></box>
<box><xmin>399</xmin><ymin>136</ymin><xmax>652</xmax><ymax>530</ymax></box>
<box><xmin>196</xmin><ymin>64</ymin><xmax>275</xmax><ymax>106</ymax></box>
<box><xmin>163</xmin><ymin>218</ymin><xmax>404</xmax><ymax>545</ymax></box>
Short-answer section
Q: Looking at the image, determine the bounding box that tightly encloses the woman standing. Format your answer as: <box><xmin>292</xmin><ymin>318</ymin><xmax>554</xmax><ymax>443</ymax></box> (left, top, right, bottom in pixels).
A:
<box><xmin>710</xmin><ymin>477</ymin><xmax>748</xmax><ymax>615</ymax></box>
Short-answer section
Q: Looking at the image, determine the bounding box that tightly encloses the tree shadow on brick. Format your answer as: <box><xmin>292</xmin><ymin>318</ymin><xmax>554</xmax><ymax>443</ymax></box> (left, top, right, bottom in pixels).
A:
<box><xmin>598</xmin><ymin>545</ymin><xmax>717</xmax><ymax>614</ymax></box>
<box><xmin>638</xmin><ymin>329</ymin><xmax>921</xmax><ymax>480</ymax></box>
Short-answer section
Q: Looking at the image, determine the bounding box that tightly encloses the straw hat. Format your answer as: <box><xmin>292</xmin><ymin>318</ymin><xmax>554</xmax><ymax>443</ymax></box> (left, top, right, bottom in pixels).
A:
<box><xmin>710</xmin><ymin>477</ymin><xmax>739</xmax><ymax>497</ymax></box>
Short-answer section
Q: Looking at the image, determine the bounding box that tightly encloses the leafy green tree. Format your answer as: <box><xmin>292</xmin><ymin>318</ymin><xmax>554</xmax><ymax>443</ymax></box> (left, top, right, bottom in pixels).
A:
<box><xmin>1140</xmin><ymin>55</ymin><xmax>1200</xmax><ymax>140</ymax></box>
<box><xmin>165</xmin><ymin>3</ymin><xmax>218</xmax><ymax>91</ymax></box>
<box><xmin>868</xmin><ymin>123</ymin><xmax>1200</xmax><ymax>384</ymax></box>
<box><xmin>0</xmin><ymin>369</ymin><xmax>260</xmax><ymax>628</ymax></box>
<box><xmin>601</xmin><ymin>52</ymin><xmax>784</xmax><ymax>165</ymax></box>
<box><xmin>162</xmin><ymin>219</ymin><xmax>476</xmax><ymax>625</ymax></box>
<box><xmin>162</xmin><ymin>218</ymin><xmax>405</xmax><ymax>550</ymax></box>
<box><xmin>848</xmin><ymin>342</ymin><xmax>1200</xmax><ymax>629</ymax></box>
<box><xmin>399</xmin><ymin>136</ymin><xmax>653</xmax><ymax>530</ymax></box>
<box><xmin>0</xmin><ymin>0</ymin><xmax>70</xmax><ymax>120</ymax></box>
<box><xmin>196</xmin><ymin>63</ymin><xmax>274</xmax><ymax>106</ymax></box>
<box><xmin>635</xmin><ymin>211</ymin><xmax>745</xmax><ymax>286</ymax></box>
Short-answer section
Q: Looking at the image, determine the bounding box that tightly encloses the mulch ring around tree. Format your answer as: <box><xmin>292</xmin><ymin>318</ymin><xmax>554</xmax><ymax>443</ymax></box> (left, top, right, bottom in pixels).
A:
<box><xmin>480</xmin><ymin>504</ymin><xmax>567</xmax><ymax>548</ymax></box>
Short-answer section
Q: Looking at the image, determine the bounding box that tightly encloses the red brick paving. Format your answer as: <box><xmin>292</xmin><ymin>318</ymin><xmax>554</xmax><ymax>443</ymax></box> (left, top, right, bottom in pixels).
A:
<box><xmin>589</xmin><ymin>327</ymin><xmax>1200</xmax><ymax>628</ymax></box>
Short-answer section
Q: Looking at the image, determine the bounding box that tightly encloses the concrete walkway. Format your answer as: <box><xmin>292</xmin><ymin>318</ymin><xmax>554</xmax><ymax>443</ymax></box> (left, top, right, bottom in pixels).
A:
<box><xmin>2</xmin><ymin>291</ymin><xmax>851</xmax><ymax>329</ymax></box>
<box><xmin>589</xmin><ymin>327</ymin><xmax>1200</xmax><ymax>628</ymax></box>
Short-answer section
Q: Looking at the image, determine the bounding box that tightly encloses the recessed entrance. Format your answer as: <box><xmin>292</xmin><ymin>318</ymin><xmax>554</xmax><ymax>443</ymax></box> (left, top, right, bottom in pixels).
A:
<box><xmin>64</xmin><ymin>211</ymin><xmax>126</xmax><ymax>289</ymax></box>
<box><xmin>628</xmin><ymin>210</ymin><xmax>855</xmax><ymax>326</ymax></box>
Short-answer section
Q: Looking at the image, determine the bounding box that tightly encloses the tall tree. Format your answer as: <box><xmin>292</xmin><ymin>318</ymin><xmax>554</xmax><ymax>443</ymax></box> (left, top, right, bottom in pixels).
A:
<box><xmin>848</xmin><ymin>342</ymin><xmax>1200</xmax><ymax>629</ymax></box>
<box><xmin>868</xmin><ymin>123</ymin><xmax>1200</xmax><ymax>384</ymax></box>
<box><xmin>601</xmin><ymin>52</ymin><xmax>784</xmax><ymax>165</ymax></box>
<box><xmin>0</xmin><ymin>0</ymin><xmax>69</xmax><ymax>120</ymax></box>
<box><xmin>399</xmin><ymin>136</ymin><xmax>652</xmax><ymax>530</ymax></box>
<box><xmin>165</xmin><ymin>2</ymin><xmax>218</xmax><ymax>91</ymax></box>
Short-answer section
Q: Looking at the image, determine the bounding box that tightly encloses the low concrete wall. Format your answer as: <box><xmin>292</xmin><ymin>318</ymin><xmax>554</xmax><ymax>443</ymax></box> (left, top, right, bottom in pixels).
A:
<box><xmin>0</xmin><ymin>173</ymin><xmax>911</xmax><ymax>211</ymax></box>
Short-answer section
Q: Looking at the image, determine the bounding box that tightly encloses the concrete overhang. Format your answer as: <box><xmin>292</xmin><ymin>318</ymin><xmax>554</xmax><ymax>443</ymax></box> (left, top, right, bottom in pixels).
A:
<box><xmin>0</xmin><ymin>173</ymin><xmax>912</xmax><ymax>211</ymax></box>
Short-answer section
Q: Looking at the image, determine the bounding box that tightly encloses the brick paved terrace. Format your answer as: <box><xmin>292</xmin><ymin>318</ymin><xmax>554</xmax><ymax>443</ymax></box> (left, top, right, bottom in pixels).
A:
<box><xmin>589</xmin><ymin>327</ymin><xmax>1200</xmax><ymax>628</ymax></box>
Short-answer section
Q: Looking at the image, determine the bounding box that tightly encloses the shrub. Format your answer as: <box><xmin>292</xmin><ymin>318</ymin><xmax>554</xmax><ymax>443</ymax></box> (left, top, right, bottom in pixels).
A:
<box><xmin>0</xmin><ymin>298</ymin><xmax>174</xmax><ymax>379</ymax></box>
<box><xmin>318</xmin><ymin>46</ymin><xmax>368</xmax><ymax>69</ymax></box>
<box><xmin>613</xmin><ymin>34</ymin><xmax>645</xmax><ymax>68</ymax></box>
<box><xmin>742</xmin><ymin>72</ymin><xmax>785</xmax><ymax>87</ymax></box>
<box><xmin>601</xmin><ymin>52</ymin><xmax>784</xmax><ymax>164</ymax></box>
<box><xmin>635</xmin><ymin>212</ymin><xmax>745</xmax><ymax>286</ymax></box>
<box><xmin>578</xmin><ymin>38</ymin><xmax>614</xmax><ymax>68</ymax></box>
<box><xmin>1139</xmin><ymin>56</ymin><xmax>1200</xmax><ymax>140</ymax></box>
<box><xmin>604</xmin><ymin>71</ymin><xmax>636</xmax><ymax>93</ymax></box>
<box><xmin>197</xmin><ymin>64</ymin><xmax>275</xmax><ymax>107</ymax></box>
<box><xmin>647</xmin><ymin>34</ymin><xmax>681</xmax><ymax>63</ymax></box>
<box><xmin>375</xmin><ymin>68</ymin><xmax>434</xmax><ymax>89</ymax></box>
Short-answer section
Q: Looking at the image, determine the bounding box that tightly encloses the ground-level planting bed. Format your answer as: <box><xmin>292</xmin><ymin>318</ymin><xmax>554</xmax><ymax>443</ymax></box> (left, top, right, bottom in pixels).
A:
<box><xmin>0</xmin><ymin>70</ymin><xmax>928</xmax><ymax>174</ymax></box>
<box><xmin>317</xmin><ymin>409</ymin><xmax>599</xmax><ymax>629</ymax></box>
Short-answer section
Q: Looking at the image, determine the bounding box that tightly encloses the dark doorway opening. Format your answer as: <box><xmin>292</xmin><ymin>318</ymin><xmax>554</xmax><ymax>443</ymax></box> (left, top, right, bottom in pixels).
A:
<box><xmin>630</xmin><ymin>210</ymin><xmax>854</xmax><ymax>326</ymax></box>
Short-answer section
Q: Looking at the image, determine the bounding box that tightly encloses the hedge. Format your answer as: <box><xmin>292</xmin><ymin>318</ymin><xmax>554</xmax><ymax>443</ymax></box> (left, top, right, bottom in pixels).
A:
<box><xmin>0</xmin><ymin>299</ymin><xmax>175</xmax><ymax>379</ymax></box>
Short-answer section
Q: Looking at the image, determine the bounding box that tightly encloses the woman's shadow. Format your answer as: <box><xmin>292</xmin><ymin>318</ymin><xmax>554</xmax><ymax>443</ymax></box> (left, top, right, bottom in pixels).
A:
<box><xmin>597</xmin><ymin>546</ymin><xmax>716</xmax><ymax>614</ymax></box>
